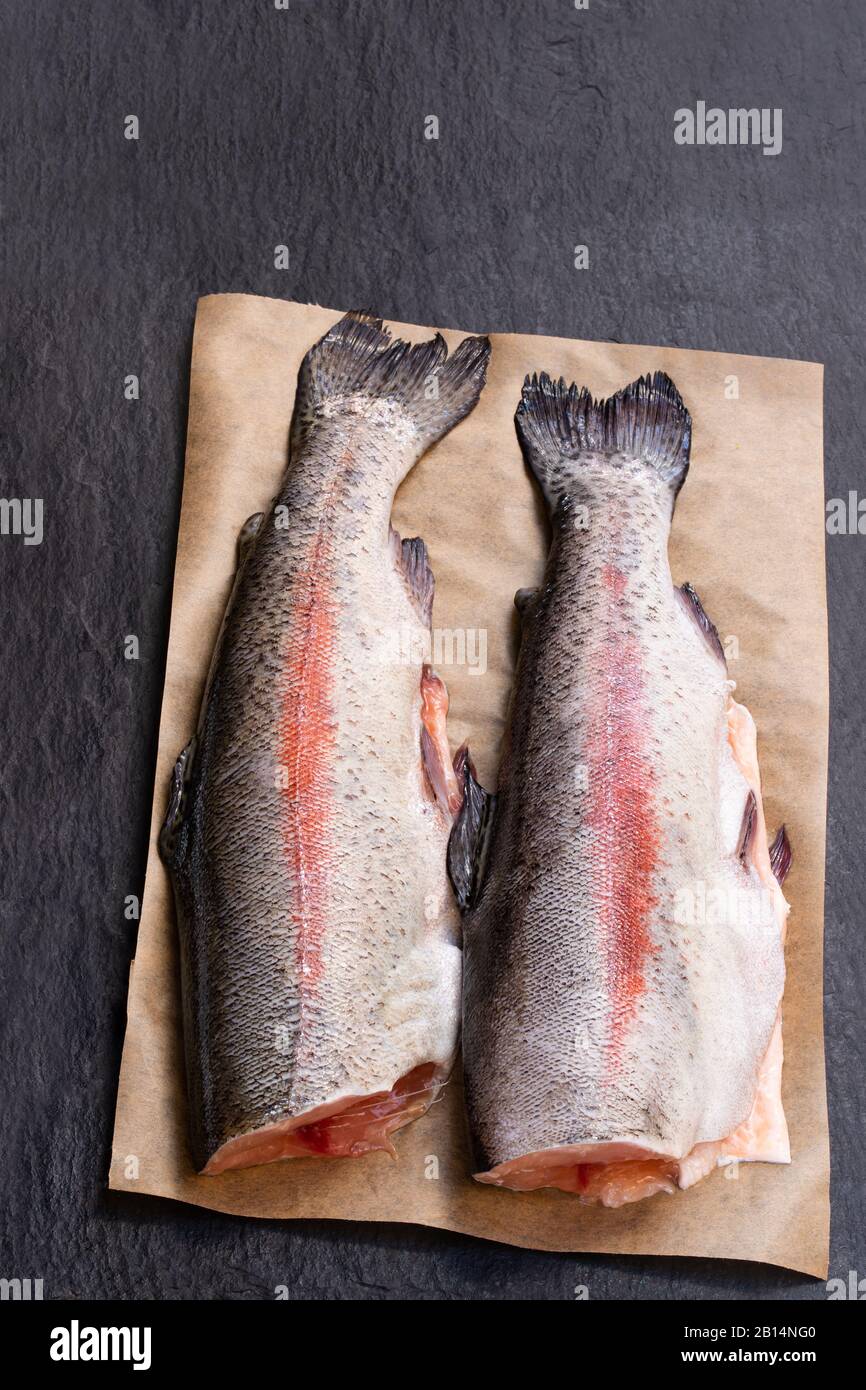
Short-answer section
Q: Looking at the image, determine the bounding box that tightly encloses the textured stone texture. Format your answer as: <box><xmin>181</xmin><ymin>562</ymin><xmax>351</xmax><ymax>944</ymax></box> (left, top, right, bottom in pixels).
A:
<box><xmin>1</xmin><ymin>0</ymin><xmax>862</xmax><ymax>1299</ymax></box>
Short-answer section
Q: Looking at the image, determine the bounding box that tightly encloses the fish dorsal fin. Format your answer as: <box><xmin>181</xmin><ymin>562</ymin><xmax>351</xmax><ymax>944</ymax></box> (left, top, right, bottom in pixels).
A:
<box><xmin>392</xmin><ymin>528</ymin><xmax>435</xmax><ymax>624</ymax></box>
<box><xmin>677</xmin><ymin>582</ymin><xmax>726</xmax><ymax>666</ymax></box>
<box><xmin>447</xmin><ymin>746</ymin><xmax>496</xmax><ymax>913</ymax></box>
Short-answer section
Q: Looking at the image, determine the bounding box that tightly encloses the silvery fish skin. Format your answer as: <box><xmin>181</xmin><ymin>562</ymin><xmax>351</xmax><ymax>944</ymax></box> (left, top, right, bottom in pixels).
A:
<box><xmin>161</xmin><ymin>312</ymin><xmax>490</xmax><ymax>1174</ymax></box>
<box><xmin>450</xmin><ymin>372</ymin><xmax>788</xmax><ymax>1200</ymax></box>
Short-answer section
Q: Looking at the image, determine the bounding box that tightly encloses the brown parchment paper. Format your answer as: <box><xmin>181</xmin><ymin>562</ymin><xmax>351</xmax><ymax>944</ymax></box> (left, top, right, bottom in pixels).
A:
<box><xmin>110</xmin><ymin>295</ymin><xmax>829</xmax><ymax>1278</ymax></box>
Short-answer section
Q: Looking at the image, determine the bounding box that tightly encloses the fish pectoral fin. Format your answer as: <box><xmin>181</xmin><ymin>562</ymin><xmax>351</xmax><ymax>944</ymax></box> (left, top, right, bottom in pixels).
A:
<box><xmin>392</xmin><ymin>529</ymin><xmax>435</xmax><ymax>625</ymax></box>
<box><xmin>447</xmin><ymin>745</ymin><xmax>496</xmax><ymax>913</ymax></box>
<box><xmin>158</xmin><ymin>737</ymin><xmax>196</xmax><ymax>866</ymax></box>
<box><xmin>769</xmin><ymin>824</ymin><xmax>792</xmax><ymax>884</ymax></box>
<box><xmin>237</xmin><ymin>512</ymin><xmax>264</xmax><ymax>566</ymax></box>
<box><xmin>420</xmin><ymin>665</ymin><xmax>461</xmax><ymax>817</ymax></box>
<box><xmin>736</xmin><ymin>789</ymin><xmax>758</xmax><ymax>866</ymax></box>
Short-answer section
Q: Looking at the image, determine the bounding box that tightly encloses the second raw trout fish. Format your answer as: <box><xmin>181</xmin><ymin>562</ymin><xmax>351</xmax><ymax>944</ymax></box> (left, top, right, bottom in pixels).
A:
<box><xmin>161</xmin><ymin>311</ymin><xmax>490</xmax><ymax>1174</ymax></box>
<box><xmin>450</xmin><ymin>371</ymin><xmax>792</xmax><ymax>1207</ymax></box>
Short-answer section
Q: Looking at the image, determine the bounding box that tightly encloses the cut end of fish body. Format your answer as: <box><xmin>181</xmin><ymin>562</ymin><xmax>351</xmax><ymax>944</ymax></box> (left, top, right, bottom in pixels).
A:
<box><xmin>291</xmin><ymin>309</ymin><xmax>491</xmax><ymax>456</ymax></box>
<box><xmin>201</xmin><ymin>1063</ymin><xmax>446</xmax><ymax>1175</ymax></box>
<box><xmin>515</xmin><ymin>369</ymin><xmax>691</xmax><ymax>512</ymax></box>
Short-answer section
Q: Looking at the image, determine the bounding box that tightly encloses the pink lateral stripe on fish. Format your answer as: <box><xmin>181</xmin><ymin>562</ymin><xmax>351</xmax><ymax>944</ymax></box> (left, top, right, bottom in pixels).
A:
<box><xmin>279</xmin><ymin>508</ymin><xmax>338</xmax><ymax>995</ymax></box>
<box><xmin>587</xmin><ymin>562</ymin><xmax>661</xmax><ymax>1071</ymax></box>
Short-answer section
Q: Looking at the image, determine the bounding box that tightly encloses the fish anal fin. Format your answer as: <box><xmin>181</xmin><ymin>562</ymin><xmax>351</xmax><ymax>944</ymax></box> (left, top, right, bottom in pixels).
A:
<box><xmin>677</xmin><ymin>582</ymin><xmax>726</xmax><ymax>666</ymax></box>
<box><xmin>392</xmin><ymin>529</ymin><xmax>435</xmax><ymax>625</ymax></box>
<box><xmin>447</xmin><ymin>745</ymin><xmax>496</xmax><ymax>913</ymax></box>
<box><xmin>237</xmin><ymin>512</ymin><xmax>264</xmax><ymax>566</ymax></box>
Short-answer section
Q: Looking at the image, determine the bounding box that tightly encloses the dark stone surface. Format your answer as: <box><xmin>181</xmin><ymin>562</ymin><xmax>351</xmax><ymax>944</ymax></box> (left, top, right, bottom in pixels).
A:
<box><xmin>1</xmin><ymin>0</ymin><xmax>863</xmax><ymax>1300</ymax></box>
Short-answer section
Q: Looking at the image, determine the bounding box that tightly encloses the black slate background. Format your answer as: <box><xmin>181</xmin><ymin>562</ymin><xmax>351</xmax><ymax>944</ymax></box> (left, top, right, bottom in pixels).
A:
<box><xmin>1</xmin><ymin>0</ymin><xmax>863</xmax><ymax>1301</ymax></box>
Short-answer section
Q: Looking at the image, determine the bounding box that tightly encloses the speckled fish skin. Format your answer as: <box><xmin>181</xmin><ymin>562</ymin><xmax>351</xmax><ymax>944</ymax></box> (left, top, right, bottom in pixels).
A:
<box><xmin>457</xmin><ymin>372</ymin><xmax>786</xmax><ymax>1180</ymax></box>
<box><xmin>160</xmin><ymin>312</ymin><xmax>490</xmax><ymax>1173</ymax></box>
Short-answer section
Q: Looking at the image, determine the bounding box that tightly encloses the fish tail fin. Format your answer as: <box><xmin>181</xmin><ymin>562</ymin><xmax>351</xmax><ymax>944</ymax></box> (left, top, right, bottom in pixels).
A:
<box><xmin>293</xmin><ymin>310</ymin><xmax>491</xmax><ymax>455</ymax></box>
<box><xmin>515</xmin><ymin>370</ymin><xmax>691</xmax><ymax>510</ymax></box>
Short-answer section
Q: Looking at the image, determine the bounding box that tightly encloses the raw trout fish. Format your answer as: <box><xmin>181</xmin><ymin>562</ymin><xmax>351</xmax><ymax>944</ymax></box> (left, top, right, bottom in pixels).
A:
<box><xmin>161</xmin><ymin>312</ymin><xmax>490</xmax><ymax>1175</ymax></box>
<box><xmin>449</xmin><ymin>371</ymin><xmax>792</xmax><ymax>1207</ymax></box>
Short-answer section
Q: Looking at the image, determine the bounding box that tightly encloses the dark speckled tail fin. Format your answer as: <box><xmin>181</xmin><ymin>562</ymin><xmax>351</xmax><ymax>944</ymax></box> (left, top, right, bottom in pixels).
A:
<box><xmin>291</xmin><ymin>310</ymin><xmax>491</xmax><ymax>453</ymax></box>
<box><xmin>515</xmin><ymin>370</ymin><xmax>691</xmax><ymax>511</ymax></box>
